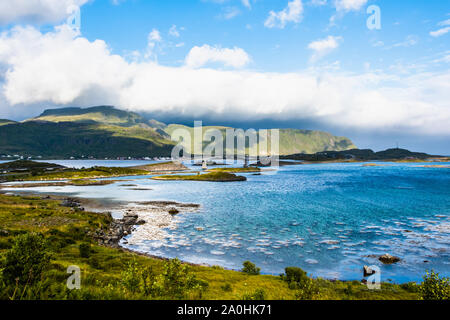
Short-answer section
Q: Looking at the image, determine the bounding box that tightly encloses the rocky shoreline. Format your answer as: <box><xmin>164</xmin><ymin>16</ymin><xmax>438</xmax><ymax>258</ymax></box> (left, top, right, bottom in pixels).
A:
<box><xmin>82</xmin><ymin>199</ymin><xmax>201</xmax><ymax>248</ymax></box>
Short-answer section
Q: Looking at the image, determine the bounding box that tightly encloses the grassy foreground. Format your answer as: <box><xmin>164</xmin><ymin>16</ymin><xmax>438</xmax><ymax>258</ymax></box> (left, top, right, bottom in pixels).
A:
<box><xmin>0</xmin><ymin>193</ymin><xmax>430</xmax><ymax>300</ymax></box>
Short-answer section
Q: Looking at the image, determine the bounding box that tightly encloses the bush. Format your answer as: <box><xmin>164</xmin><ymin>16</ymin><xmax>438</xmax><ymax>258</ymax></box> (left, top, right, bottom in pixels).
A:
<box><xmin>2</xmin><ymin>233</ymin><xmax>51</xmax><ymax>285</ymax></box>
<box><xmin>242</xmin><ymin>261</ymin><xmax>260</xmax><ymax>275</ymax></box>
<box><xmin>284</xmin><ymin>267</ymin><xmax>308</xmax><ymax>285</ymax></box>
<box><xmin>419</xmin><ymin>270</ymin><xmax>450</xmax><ymax>300</ymax></box>
<box><xmin>79</xmin><ymin>243</ymin><xmax>91</xmax><ymax>258</ymax></box>
<box><xmin>295</xmin><ymin>278</ymin><xmax>319</xmax><ymax>300</ymax></box>
<box><xmin>221</xmin><ymin>283</ymin><xmax>232</xmax><ymax>292</ymax></box>
<box><xmin>121</xmin><ymin>260</ymin><xmax>141</xmax><ymax>293</ymax></box>
<box><xmin>153</xmin><ymin>258</ymin><xmax>208</xmax><ymax>299</ymax></box>
<box><xmin>242</xmin><ymin>288</ymin><xmax>266</xmax><ymax>300</ymax></box>
<box><xmin>88</xmin><ymin>256</ymin><xmax>102</xmax><ymax>270</ymax></box>
<box><xmin>282</xmin><ymin>266</ymin><xmax>319</xmax><ymax>299</ymax></box>
<box><xmin>119</xmin><ymin>258</ymin><xmax>208</xmax><ymax>299</ymax></box>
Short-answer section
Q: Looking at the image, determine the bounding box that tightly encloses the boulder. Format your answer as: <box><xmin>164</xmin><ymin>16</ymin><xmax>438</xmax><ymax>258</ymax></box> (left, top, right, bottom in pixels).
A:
<box><xmin>363</xmin><ymin>265</ymin><xmax>376</xmax><ymax>277</ymax></box>
<box><xmin>379</xmin><ymin>254</ymin><xmax>401</xmax><ymax>264</ymax></box>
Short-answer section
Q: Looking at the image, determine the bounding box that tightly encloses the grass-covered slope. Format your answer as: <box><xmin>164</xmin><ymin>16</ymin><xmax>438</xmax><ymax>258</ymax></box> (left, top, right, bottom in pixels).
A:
<box><xmin>165</xmin><ymin>124</ymin><xmax>356</xmax><ymax>156</ymax></box>
<box><xmin>34</xmin><ymin>106</ymin><xmax>147</xmax><ymax>127</ymax></box>
<box><xmin>152</xmin><ymin>171</ymin><xmax>247</xmax><ymax>182</ymax></box>
<box><xmin>278</xmin><ymin>129</ymin><xmax>356</xmax><ymax>155</ymax></box>
<box><xmin>0</xmin><ymin>193</ymin><xmax>423</xmax><ymax>300</ymax></box>
<box><xmin>1</xmin><ymin>165</ymin><xmax>148</xmax><ymax>182</ymax></box>
<box><xmin>282</xmin><ymin>148</ymin><xmax>442</xmax><ymax>162</ymax></box>
<box><xmin>0</xmin><ymin>119</ymin><xmax>17</xmax><ymax>126</ymax></box>
<box><xmin>0</xmin><ymin>121</ymin><xmax>175</xmax><ymax>158</ymax></box>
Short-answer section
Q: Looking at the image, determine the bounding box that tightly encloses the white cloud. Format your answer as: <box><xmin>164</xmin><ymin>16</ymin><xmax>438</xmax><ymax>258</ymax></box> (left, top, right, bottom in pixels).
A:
<box><xmin>0</xmin><ymin>0</ymin><xmax>89</xmax><ymax>25</ymax></box>
<box><xmin>265</xmin><ymin>0</ymin><xmax>303</xmax><ymax>29</ymax></box>
<box><xmin>169</xmin><ymin>25</ymin><xmax>180</xmax><ymax>38</ymax></box>
<box><xmin>148</xmin><ymin>29</ymin><xmax>162</xmax><ymax>42</ymax></box>
<box><xmin>391</xmin><ymin>35</ymin><xmax>418</xmax><ymax>48</ymax></box>
<box><xmin>308</xmin><ymin>36</ymin><xmax>342</xmax><ymax>62</ymax></box>
<box><xmin>241</xmin><ymin>0</ymin><xmax>251</xmax><ymax>9</ymax></box>
<box><xmin>430</xmin><ymin>27</ymin><xmax>450</xmax><ymax>38</ymax></box>
<box><xmin>438</xmin><ymin>19</ymin><xmax>450</xmax><ymax>26</ymax></box>
<box><xmin>221</xmin><ymin>7</ymin><xmax>241</xmax><ymax>20</ymax></box>
<box><xmin>145</xmin><ymin>29</ymin><xmax>162</xmax><ymax>60</ymax></box>
<box><xmin>0</xmin><ymin>25</ymin><xmax>129</xmax><ymax>106</ymax></box>
<box><xmin>334</xmin><ymin>0</ymin><xmax>367</xmax><ymax>12</ymax></box>
<box><xmin>0</xmin><ymin>25</ymin><xmax>449</xmax><ymax>135</ymax></box>
<box><xmin>311</xmin><ymin>0</ymin><xmax>327</xmax><ymax>6</ymax></box>
<box><xmin>185</xmin><ymin>45</ymin><xmax>251</xmax><ymax>68</ymax></box>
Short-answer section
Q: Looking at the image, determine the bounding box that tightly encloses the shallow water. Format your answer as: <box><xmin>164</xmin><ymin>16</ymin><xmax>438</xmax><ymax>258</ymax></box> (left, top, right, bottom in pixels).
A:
<box><xmin>2</xmin><ymin>160</ymin><xmax>449</xmax><ymax>282</ymax></box>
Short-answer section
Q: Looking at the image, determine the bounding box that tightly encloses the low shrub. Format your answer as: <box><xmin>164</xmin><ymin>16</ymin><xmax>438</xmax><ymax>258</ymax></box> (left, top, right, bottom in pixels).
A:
<box><xmin>221</xmin><ymin>283</ymin><xmax>232</xmax><ymax>292</ymax></box>
<box><xmin>242</xmin><ymin>288</ymin><xmax>266</xmax><ymax>300</ymax></box>
<box><xmin>419</xmin><ymin>270</ymin><xmax>450</xmax><ymax>300</ymax></box>
<box><xmin>79</xmin><ymin>243</ymin><xmax>91</xmax><ymax>258</ymax></box>
<box><xmin>2</xmin><ymin>233</ymin><xmax>51</xmax><ymax>285</ymax></box>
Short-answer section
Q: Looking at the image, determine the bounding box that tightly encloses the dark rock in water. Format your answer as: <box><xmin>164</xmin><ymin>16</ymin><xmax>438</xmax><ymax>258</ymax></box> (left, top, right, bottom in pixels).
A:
<box><xmin>363</xmin><ymin>265</ymin><xmax>376</xmax><ymax>277</ymax></box>
<box><xmin>136</xmin><ymin>220</ymin><xmax>146</xmax><ymax>225</ymax></box>
<box><xmin>379</xmin><ymin>254</ymin><xmax>401</xmax><ymax>264</ymax></box>
<box><xmin>363</xmin><ymin>266</ymin><xmax>376</xmax><ymax>277</ymax></box>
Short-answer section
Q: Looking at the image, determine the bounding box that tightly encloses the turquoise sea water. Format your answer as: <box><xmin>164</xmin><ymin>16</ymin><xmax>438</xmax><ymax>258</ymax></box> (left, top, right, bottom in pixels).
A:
<box><xmin>2</xmin><ymin>160</ymin><xmax>449</xmax><ymax>282</ymax></box>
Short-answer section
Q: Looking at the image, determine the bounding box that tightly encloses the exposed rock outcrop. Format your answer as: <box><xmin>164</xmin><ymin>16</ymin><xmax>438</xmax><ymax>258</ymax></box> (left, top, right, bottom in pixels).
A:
<box><xmin>379</xmin><ymin>254</ymin><xmax>401</xmax><ymax>264</ymax></box>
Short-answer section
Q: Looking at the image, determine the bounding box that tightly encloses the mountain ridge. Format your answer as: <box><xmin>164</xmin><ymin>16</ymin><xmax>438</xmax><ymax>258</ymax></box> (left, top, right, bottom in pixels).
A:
<box><xmin>0</xmin><ymin>106</ymin><xmax>357</xmax><ymax>158</ymax></box>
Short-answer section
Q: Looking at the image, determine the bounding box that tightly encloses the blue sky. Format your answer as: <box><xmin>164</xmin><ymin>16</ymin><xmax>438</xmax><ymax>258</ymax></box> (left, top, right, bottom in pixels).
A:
<box><xmin>0</xmin><ymin>0</ymin><xmax>449</xmax><ymax>153</ymax></box>
<box><xmin>73</xmin><ymin>0</ymin><xmax>450</xmax><ymax>73</ymax></box>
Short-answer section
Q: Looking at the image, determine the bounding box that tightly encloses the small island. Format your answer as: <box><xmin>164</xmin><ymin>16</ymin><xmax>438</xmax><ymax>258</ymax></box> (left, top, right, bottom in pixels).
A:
<box><xmin>206</xmin><ymin>167</ymin><xmax>261</xmax><ymax>173</ymax></box>
<box><xmin>151</xmin><ymin>171</ymin><xmax>247</xmax><ymax>182</ymax></box>
<box><xmin>130</xmin><ymin>161</ymin><xmax>188</xmax><ymax>172</ymax></box>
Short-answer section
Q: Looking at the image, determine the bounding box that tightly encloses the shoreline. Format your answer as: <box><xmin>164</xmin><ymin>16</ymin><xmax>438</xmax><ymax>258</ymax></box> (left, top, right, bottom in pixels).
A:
<box><xmin>0</xmin><ymin>188</ymin><xmax>419</xmax><ymax>282</ymax></box>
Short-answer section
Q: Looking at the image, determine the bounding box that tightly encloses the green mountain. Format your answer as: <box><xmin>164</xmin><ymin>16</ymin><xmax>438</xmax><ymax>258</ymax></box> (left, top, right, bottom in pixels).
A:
<box><xmin>165</xmin><ymin>124</ymin><xmax>356</xmax><ymax>156</ymax></box>
<box><xmin>0</xmin><ymin>119</ymin><xmax>17</xmax><ymax>126</ymax></box>
<box><xmin>0</xmin><ymin>106</ymin><xmax>356</xmax><ymax>158</ymax></box>
<box><xmin>281</xmin><ymin>148</ymin><xmax>439</xmax><ymax>161</ymax></box>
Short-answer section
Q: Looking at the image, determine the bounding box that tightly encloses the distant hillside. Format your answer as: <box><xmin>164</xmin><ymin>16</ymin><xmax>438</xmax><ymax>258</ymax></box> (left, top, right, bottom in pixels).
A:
<box><xmin>33</xmin><ymin>106</ymin><xmax>165</xmax><ymax>128</ymax></box>
<box><xmin>0</xmin><ymin>106</ymin><xmax>356</xmax><ymax>158</ymax></box>
<box><xmin>0</xmin><ymin>119</ymin><xmax>17</xmax><ymax>126</ymax></box>
<box><xmin>0</xmin><ymin>121</ymin><xmax>174</xmax><ymax>158</ymax></box>
<box><xmin>281</xmin><ymin>148</ymin><xmax>440</xmax><ymax>162</ymax></box>
<box><xmin>165</xmin><ymin>124</ymin><xmax>356</xmax><ymax>156</ymax></box>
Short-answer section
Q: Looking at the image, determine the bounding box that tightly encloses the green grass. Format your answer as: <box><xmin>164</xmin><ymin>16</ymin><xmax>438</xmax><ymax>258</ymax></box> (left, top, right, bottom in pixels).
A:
<box><xmin>152</xmin><ymin>171</ymin><xmax>247</xmax><ymax>182</ymax></box>
<box><xmin>3</xmin><ymin>166</ymin><xmax>148</xmax><ymax>182</ymax></box>
<box><xmin>0</xmin><ymin>194</ymin><xmax>420</xmax><ymax>300</ymax></box>
<box><xmin>0</xmin><ymin>160</ymin><xmax>63</xmax><ymax>170</ymax></box>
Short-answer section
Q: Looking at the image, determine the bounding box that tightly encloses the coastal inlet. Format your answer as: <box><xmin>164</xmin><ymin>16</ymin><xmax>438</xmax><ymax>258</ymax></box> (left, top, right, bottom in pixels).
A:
<box><xmin>0</xmin><ymin>159</ymin><xmax>449</xmax><ymax>282</ymax></box>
